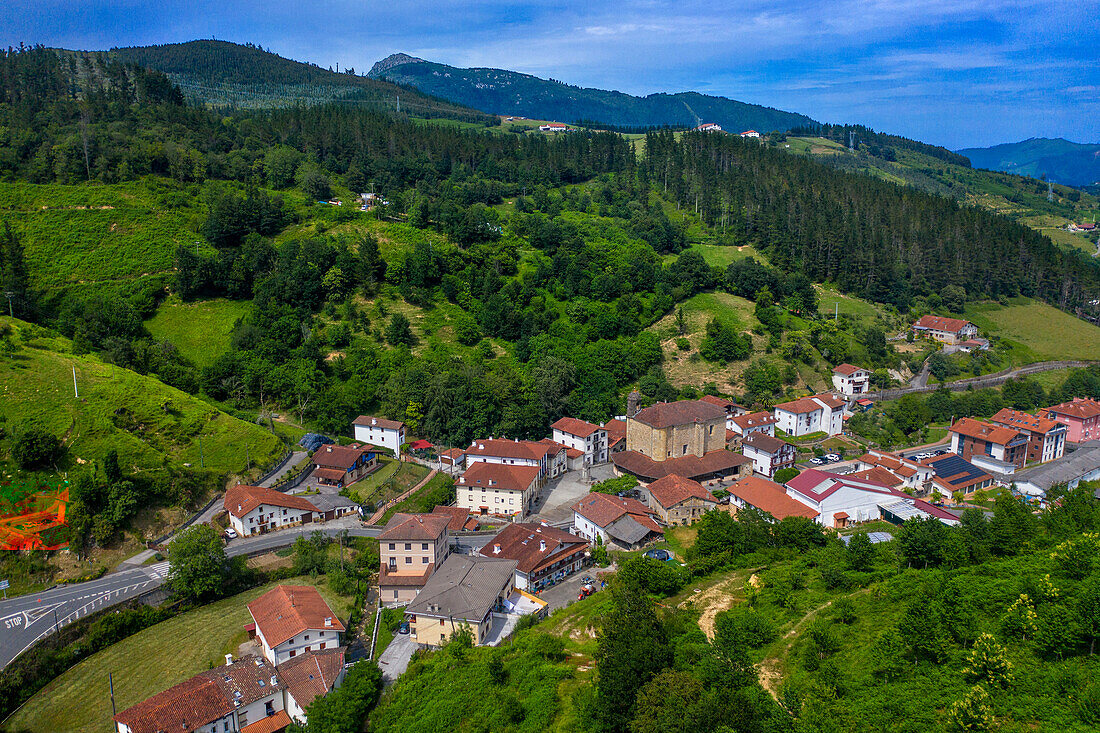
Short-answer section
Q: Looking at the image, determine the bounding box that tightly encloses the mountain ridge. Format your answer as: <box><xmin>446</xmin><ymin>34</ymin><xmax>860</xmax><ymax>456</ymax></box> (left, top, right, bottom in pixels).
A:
<box><xmin>957</xmin><ymin>137</ymin><xmax>1100</xmax><ymax>188</ymax></box>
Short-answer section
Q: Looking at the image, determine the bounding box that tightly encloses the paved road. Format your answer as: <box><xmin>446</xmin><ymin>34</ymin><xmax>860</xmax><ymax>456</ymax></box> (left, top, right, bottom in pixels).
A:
<box><xmin>865</xmin><ymin>360</ymin><xmax>1097</xmax><ymax>402</ymax></box>
<box><xmin>0</xmin><ymin>523</ymin><xmax>493</xmax><ymax>670</ymax></box>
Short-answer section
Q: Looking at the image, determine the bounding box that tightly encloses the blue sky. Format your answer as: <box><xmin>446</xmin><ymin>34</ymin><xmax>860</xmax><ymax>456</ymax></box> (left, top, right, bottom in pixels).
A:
<box><xmin>3</xmin><ymin>0</ymin><xmax>1097</xmax><ymax>149</ymax></box>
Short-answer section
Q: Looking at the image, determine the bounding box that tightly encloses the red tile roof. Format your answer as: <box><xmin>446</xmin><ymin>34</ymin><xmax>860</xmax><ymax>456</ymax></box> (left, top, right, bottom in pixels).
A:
<box><xmin>1045</xmin><ymin>398</ymin><xmax>1100</xmax><ymax>421</ymax></box>
<box><xmin>991</xmin><ymin>408</ymin><xmax>1063</xmax><ymax>435</ymax></box>
<box><xmin>913</xmin><ymin>315</ymin><xmax>973</xmax><ymax>333</ymax></box>
<box><xmin>741</xmin><ymin>432</ymin><xmax>791</xmax><ymax>454</ymax></box>
<box><xmin>731</xmin><ymin>411</ymin><xmax>777</xmax><ymax>431</ymax></box>
<box><xmin>312</xmin><ymin>444</ymin><xmax>373</xmax><ymax>471</ymax></box>
<box><xmin>784</xmin><ymin>468</ymin><xmax>897</xmax><ymax>502</ymax></box>
<box><xmin>699</xmin><ymin>394</ymin><xmax>739</xmax><ymax>410</ymax></box>
<box><xmin>832</xmin><ymin>363</ymin><xmax>865</xmax><ymax>376</ymax></box>
<box><xmin>379</xmin><ymin>512</ymin><xmax>451</xmax><ymax>541</ymax></box>
<box><xmin>537</xmin><ymin>438</ymin><xmax>583</xmax><ymax>459</ymax></box>
<box><xmin>439</xmin><ymin>448</ymin><xmax>466</xmax><ymax>464</ymax></box>
<box><xmin>481</xmin><ymin>523</ymin><xmax>588</xmax><ymax>574</ymax></box>
<box><xmin>312</xmin><ymin>467</ymin><xmax>348</xmax><ymax>482</ymax></box>
<box><xmin>459</xmin><ymin>462</ymin><xmax>542</xmax><ymax>493</ymax></box>
<box><xmin>466</xmin><ymin>438</ymin><xmax>548</xmax><ymax>461</ymax></box>
<box><xmin>241</xmin><ymin>710</ymin><xmax>293</xmax><ymax>733</ymax></box>
<box><xmin>353</xmin><ymin>415</ymin><xmax>405</xmax><ymax>430</ymax></box>
<box><xmin>611</xmin><ymin>449</ymin><xmax>750</xmax><ymax>482</ymax></box>
<box><xmin>950</xmin><ymin>417</ymin><xmax>1025</xmax><ymax>446</ymax></box>
<box><xmin>848</xmin><ymin>466</ymin><xmax>904</xmax><ymax>488</ymax></box>
<box><xmin>774</xmin><ymin>393</ymin><xmax>843</xmax><ymax>415</ymax></box>
<box><xmin>431</xmin><ymin>505</ymin><xmax>479</xmax><ymax>532</ymax></box>
<box><xmin>633</xmin><ymin>400</ymin><xmax>727</xmax><ymax>428</ymax></box>
<box><xmin>225</xmin><ymin>484</ymin><xmax>318</xmax><ymax>519</ymax></box>
<box><xmin>247</xmin><ymin>586</ymin><xmax>344</xmax><ymax>649</ymax></box>
<box><xmin>646</xmin><ymin>474</ymin><xmax>715</xmax><ymax>509</ymax></box>
<box><xmin>551</xmin><ymin>417</ymin><xmax>603</xmax><ymax>438</ymax></box>
<box><xmin>727</xmin><ymin>476</ymin><xmax>817</xmax><ymax>519</ymax></box>
<box><xmin>572</xmin><ymin>493</ymin><xmax>659</xmax><ymax>532</ymax></box>
<box><xmin>604</xmin><ymin>418</ymin><xmax>627</xmax><ymax>442</ymax></box>
<box><xmin>276</xmin><ymin>647</ymin><xmax>346</xmax><ymax>711</ymax></box>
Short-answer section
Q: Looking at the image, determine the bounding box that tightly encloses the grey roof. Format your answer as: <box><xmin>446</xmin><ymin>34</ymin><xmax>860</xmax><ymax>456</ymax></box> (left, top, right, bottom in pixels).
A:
<box><xmin>406</xmin><ymin>555</ymin><xmax>517</xmax><ymax>623</ymax></box>
<box><xmin>605</xmin><ymin>515</ymin><xmax>653</xmax><ymax>545</ymax></box>
<box><xmin>840</xmin><ymin>531</ymin><xmax>893</xmax><ymax>545</ymax></box>
<box><xmin>307</xmin><ymin>493</ymin><xmax>360</xmax><ymax>513</ymax></box>
<box><xmin>1015</xmin><ymin>440</ymin><xmax>1100</xmax><ymax>493</ymax></box>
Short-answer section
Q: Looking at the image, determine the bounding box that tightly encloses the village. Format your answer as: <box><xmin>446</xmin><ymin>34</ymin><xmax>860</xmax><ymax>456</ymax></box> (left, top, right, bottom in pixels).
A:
<box><xmin>110</xmin><ymin>315</ymin><xmax>1100</xmax><ymax>733</ymax></box>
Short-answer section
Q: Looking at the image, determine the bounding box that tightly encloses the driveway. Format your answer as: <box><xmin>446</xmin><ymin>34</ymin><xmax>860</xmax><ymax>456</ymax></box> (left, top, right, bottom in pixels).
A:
<box><xmin>536</xmin><ymin>568</ymin><xmax>610</xmax><ymax>612</ymax></box>
<box><xmin>377</xmin><ymin>633</ymin><xmax>418</xmax><ymax>686</ymax></box>
<box><xmin>531</xmin><ymin>464</ymin><xmax>616</xmax><ymax>524</ymax></box>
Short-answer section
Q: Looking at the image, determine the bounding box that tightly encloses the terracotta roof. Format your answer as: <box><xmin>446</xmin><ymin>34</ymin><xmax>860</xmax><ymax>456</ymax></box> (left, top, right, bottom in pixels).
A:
<box><xmin>312</xmin><ymin>444</ymin><xmax>373</xmax><ymax>471</ymax></box>
<box><xmin>353</xmin><ymin>415</ymin><xmax>405</xmax><ymax>430</ymax></box>
<box><xmin>537</xmin><ymin>438</ymin><xmax>583</xmax><ymax>459</ymax></box>
<box><xmin>466</xmin><ymin>438</ymin><xmax>548</xmax><ymax>461</ymax></box>
<box><xmin>247</xmin><ymin>586</ymin><xmax>344</xmax><ymax>649</ymax></box>
<box><xmin>1044</xmin><ymin>398</ymin><xmax>1100</xmax><ymax>421</ymax></box>
<box><xmin>312</xmin><ymin>467</ymin><xmax>347</xmax><ymax>481</ymax></box>
<box><xmin>225</xmin><ymin>484</ymin><xmax>318</xmax><ymax>519</ymax></box>
<box><xmin>611</xmin><ymin>449</ymin><xmax>750</xmax><ymax>481</ymax></box>
<box><xmin>856</xmin><ymin>451</ymin><xmax>925</xmax><ymax>478</ymax></box>
<box><xmin>572</xmin><ymin>492</ymin><xmax>659</xmax><ymax>530</ymax></box>
<box><xmin>459</xmin><ymin>462</ymin><xmax>541</xmax><ymax>493</ymax></box>
<box><xmin>699</xmin><ymin>394</ymin><xmax>739</xmax><ymax>410</ymax></box>
<box><xmin>950</xmin><ymin>417</ymin><xmax>1025</xmax><ymax>446</ymax></box>
<box><xmin>848</xmin><ymin>466</ymin><xmax>904</xmax><ymax>488</ymax></box>
<box><xmin>727</xmin><ymin>476</ymin><xmax>817</xmax><ymax>519</ymax></box>
<box><xmin>731</xmin><ymin>411</ymin><xmax>778</xmax><ymax>431</ymax></box>
<box><xmin>379</xmin><ymin>512</ymin><xmax>450</xmax><ymax>541</ymax></box>
<box><xmin>633</xmin><ymin>400</ymin><xmax>726</xmax><ymax>428</ymax></box>
<box><xmin>774</xmin><ymin>396</ymin><xmax>826</xmax><ymax>415</ymax></box>
<box><xmin>646</xmin><ymin>474</ymin><xmax>715</xmax><ymax>509</ymax></box>
<box><xmin>480</xmin><ymin>523</ymin><xmax>588</xmax><ymax>574</ymax></box>
<box><xmin>276</xmin><ymin>647</ymin><xmax>345</xmax><ymax>711</ymax></box>
<box><xmin>439</xmin><ymin>448</ymin><xmax>466</xmax><ymax>464</ymax></box>
<box><xmin>832</xmin><ymin>363</ymin><xmax>865</xmax><ymax>376</ymax></box>
<box><xmin>378</xmin><ymin>563</ymin><xmax>435</xmax><ymax>587</ymax></box>
<box><xmin>604</xmin><ymin>418</ymin><xmax>627</xmax><ymax>442</ymax></box>
<box><xmin>115</xmin><ymin>656</ymin><xmax>283</xmax><ymax>733</ymax></box>
<box><xmin>784</xmin><ymin>468</ymin><xmax>897</xmax><ymax>502</ymax></box>
<box><xmin>241</xmin><ymin>710</ymin><xmax>292</xmax><ymax>733</ymax></box>
<box><xmin>741</xmin><ymin>432</ymin><xmax>791</xmax><ymax>454</ymax></box>
<box><xmin>431</xmin><ymin>505</ymin><xmax>479</xmax><ymax>532</ymax></box>
<box><xmin>551</xmin><ymin>417</ymin><xmax>603</xmax><ymax>438</ymax></box>
<box><xmin>913</xmin><ymin>315</ymin><xmax>973</xmax><ymax>333</ymax></box>
<box><xmin>991</xmin><ymin>408</ymin><xmax>1063</xmax><ymax>435</ymax></box>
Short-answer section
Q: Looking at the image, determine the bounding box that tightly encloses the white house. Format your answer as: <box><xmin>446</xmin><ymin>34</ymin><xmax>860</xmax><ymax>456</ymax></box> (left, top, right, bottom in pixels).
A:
<box><xmin>465</xmin><ymin>438</ymin><xmax>554</xmax><ymax>478</ymax></box>
<box><xmin>773</xmin><ymin>393</ymin><xmax>845</xmax><ymax>437</ymax></box>
<box><xmin>571</xmin><ymin>492</ymin><xmax>663</xmax><ymax>550</ymax></box>
<box><xmin>729</xmin><ymin>411</ymin><xmax>777</xmax><ymax>437</ymax></box>
<box><xmin>224</xmin><ymin>484</ymin><xmax>322</xmax><ymax>537</ymax></box>
<box><xmin>693</xmin><ymin>123</ymin><xmax>723</xmax><ymax>132</ymax></box>
<box><xmin>248</xmin><ymin>585</ymin><xmax>345</xmax><ymax>666</ymax></box>
<box><xmin>551</xmin><ymin>417</ymin><xmax>608</xmax><ymax>466</ymax></box>
<box><xmin>784</xmin><ymin>469</ymin><xmax>959</xmax><ymax>529</ymax></box>
<box><xmin>539</xmin><ymin>123</ymin><xmax>569</xmax><ymax>132</ymax></box>
<box><xmin>740</xmin><ymin>129</ymin><xmax>761</xmax><ymax>138</ymax></box>
<box><xmin>831</xmin><ymin>364</ymin><xmax>871</xmax><ymax>397</ymax></box>
<box><xmin>352</xmin><ymin>415</ymin><xmax>405</xmax><ymax>456</ymax></box>
<box><xmin>456</xmin><ymin>461</ymin><xmax>542</xmax><ymax>517</ymax></box>
<box><xmin>911</xmin><ymin>316</ymin><xmax>979</xmax><ymax>345</ymax></box>
<box><xmin>740</xmin><ymin>432</ymin><xmax>797</xmax><ymax>478</ymax></box>
<box><xmin>853</xmin><ymin>450</ymin><xmax>934</xmax><ymax>492</ymax></box>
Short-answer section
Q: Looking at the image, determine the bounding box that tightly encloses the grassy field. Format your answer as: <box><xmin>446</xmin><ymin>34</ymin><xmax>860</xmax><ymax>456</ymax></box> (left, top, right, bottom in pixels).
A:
<box><xmin>815</xmin><ymin>284</ymin><xmax>889</xmax><ymax>321</ymax></box>
<box><xmin>688</xmin><ymin>242</ymin><xmax>766</xmax><ymax>268</ymax></box>
<box><xmin>345</xmin><ymin>458</ymin><xmax>431</xmax><ymax>509</ymax></box>
<box><xmin>377</xmin><ymin>471</ymin><xmax>453</xmax><ymax>525</ymax></box>
<box><xmin>144</xmin><ymin>297</ymin><xmax>252</xmax><ymax>367</ymax></box>
<box><xmin>0</xmin><ymin>317</ymin><xmax>284</xmax><ymax>479</ymax></box>
<box><xmin>6</xmin><ymin>576</ymin><xmax>356</xmax><ymax>733</ymax></box>
<box><xmin>0</xmin><ymin>179</ymin><xmax>208</xmax><ymax>294</ymax></box>
<box><xmin>964</xmin><ymin>297</ymin><xmax>1100</xmax><ymax>361</ymax></box>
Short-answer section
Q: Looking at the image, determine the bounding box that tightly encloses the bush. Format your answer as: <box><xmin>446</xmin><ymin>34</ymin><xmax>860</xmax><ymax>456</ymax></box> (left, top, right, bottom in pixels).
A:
<box><xmin>773</xmin><ymin>467</ymin><xmax>800</xmax><ymax>484</ymax></box>
<box><xmin>11</xmin><ymin>428</ymin><xmax>62</xmax><ymax>469</ymax></box>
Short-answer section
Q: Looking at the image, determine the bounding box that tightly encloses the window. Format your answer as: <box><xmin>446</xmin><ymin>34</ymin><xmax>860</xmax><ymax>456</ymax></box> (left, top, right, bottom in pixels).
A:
<box><xmin>708</xmin><ymin>425</ymin><xmax>713</xmax><ymax>435</ymax></box>
<box><xmin>984</xmin><ymin>441</ymin><xmax>993</xmax><ymax>456</ymax></box>
<box><xmin>422</xmin><ymin>543</ymin><xmax>429</xmax><ymax>550</ymax></box>
<box><xmin>289</xmin><ymin>650</ymin><xmax>295</xmax><ymax>658</ymax></box>
<box><xmin>405</xmin><ymin>556</ymin><xmax>412</xmax><ymax>564</ymax></box>
<box><xmin>682</xmin><ymin>444</ymin><xmax>688</xmax><ymax>455</ymax></box>
<box><xmin>422</xmin><ymin>557</ymin><xmax>429</xmax><ymax>563</ymax></box>
<box><xmin>393</xmin><ymin>590</ymin><xmax>399</xmax><ymax>599</ymax></box>
<box><xmin>388</xmin><ymin>543</ymin><xmax>395</xmax><ymax>550</ymax></box>
<box><xmin>388</xmin><ymin>558</ymin><xmax>396</xmax><ymax>569</ymax></box>
<box><xmin>305</xmin><ymin>634</ymin><xmax>310</xmax><ymax>640</ymax></box>
<box><xmin>405</xmin><ymin>543</ymin><xmax>412</xmax><ymax>550</ymax></box>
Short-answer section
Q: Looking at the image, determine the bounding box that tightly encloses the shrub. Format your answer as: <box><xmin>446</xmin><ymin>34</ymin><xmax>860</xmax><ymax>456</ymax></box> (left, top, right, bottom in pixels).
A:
<box><xmin>11</xmin><ymin>428</ymin><xmax>62</xmax><ymax>469</ymax></box>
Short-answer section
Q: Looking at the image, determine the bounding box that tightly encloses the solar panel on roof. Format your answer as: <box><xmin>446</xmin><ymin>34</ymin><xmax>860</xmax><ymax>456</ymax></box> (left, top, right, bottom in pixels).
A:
<box><xmin>929</xmin><ymin>454</ymin><xmax>986</xmax><ymax>484</ymax></box>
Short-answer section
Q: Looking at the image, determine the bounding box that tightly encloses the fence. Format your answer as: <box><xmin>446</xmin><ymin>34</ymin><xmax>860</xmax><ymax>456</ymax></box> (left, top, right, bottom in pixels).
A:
<box><xmin>256</xmin><ymin>449</ymin><xmax>294</xmax><ymax>486</ymax></box>
<box><xmin>864</xmin><ymin>360</ymin><xmax>1097</xmax><ymax>402</ymax></box>
<box><xmin>270</xmin><ymin>462</ymin><xmax>313</xmax><ymax>493</ymax></box>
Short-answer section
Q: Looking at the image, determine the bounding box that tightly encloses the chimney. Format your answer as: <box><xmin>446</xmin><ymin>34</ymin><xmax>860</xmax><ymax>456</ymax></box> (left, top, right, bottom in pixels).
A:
<box><xmin>325</xmin><ymin>617</ymin><xmax>333</xmax><ymax>627</ymax></box>
<box><xmin>290</xmin><ymin>593</ymin><xmax>295</xmax><ymax>607</ymax></box>
<box><xmin>271</xmin><ymin>675</ymin><xmax>278</xmax><ymax>686</ymax></box>
<box><xmin>539</xmin><ymin>540</ymin><xmax>546</xmax><ymax>552</ymax></box>
<box><xmin>493</xmin><ymin>544</ymin><xmax>501</xmax><ymax>554</ymax></box>
<box><xmin>225</xmin><ymin>653</ymin><xmax>233</xmax><ymax>665</ymax></box>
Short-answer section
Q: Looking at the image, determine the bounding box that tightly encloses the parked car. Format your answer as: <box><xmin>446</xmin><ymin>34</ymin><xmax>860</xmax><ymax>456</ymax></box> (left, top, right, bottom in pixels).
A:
<box><xmin>398</xmin><ymin>621</ymin><xmax>410</xmax><ymax>635</ymax></box>
<box><xmin>223</xmin><ymin>528</ymin><xmax>238</xmax><ymax>540</ymax></box>
<box><xmin>826</xmin><ymin>453</ymin><xmax>841</xmax><ymax>462</ymax></box>
<box><xmin>810</xmin><ymin>457</ymin><xmax>824</xmax><ymax>465</ymax></box>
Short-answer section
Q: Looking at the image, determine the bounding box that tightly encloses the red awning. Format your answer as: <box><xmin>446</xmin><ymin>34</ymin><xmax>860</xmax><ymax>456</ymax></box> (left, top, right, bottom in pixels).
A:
<box><xmin>244</xmin><ymin>622</ymin><xmax>256</xmax><ymax>632</ymax></box>
<box><xmin>409</xmin><ymin>440</ymin><xmax>434</xmax><ymax>450</ymax></box>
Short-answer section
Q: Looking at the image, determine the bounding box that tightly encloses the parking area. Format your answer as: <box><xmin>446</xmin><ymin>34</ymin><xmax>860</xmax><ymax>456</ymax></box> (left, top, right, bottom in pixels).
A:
<box><xmin>535</xmin><ymin>569</ymin><xmax>609</xmax><ymax>611</ymax></box>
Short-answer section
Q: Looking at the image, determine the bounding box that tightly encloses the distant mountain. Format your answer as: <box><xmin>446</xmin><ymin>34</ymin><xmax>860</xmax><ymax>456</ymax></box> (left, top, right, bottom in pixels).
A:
<box><xmin>368</xmin><ymin>54</ymin><xmax>816</xmax><ymax>132</ymax></box>
<box><xmin>957</xmin><ymin>138</ymin><xmax>1100</xmax><ymax>188</ymax></box>
<box><xmin>107</xmin><ymin>40</ymin><xmax>495</xmax><ymax>122</ymax></box>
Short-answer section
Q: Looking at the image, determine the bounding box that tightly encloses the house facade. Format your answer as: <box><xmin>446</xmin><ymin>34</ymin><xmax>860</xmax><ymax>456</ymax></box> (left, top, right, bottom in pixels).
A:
<box><xmin>949</xmin><ymin>417</ymin><xmax>1029</xmax><ymax>470</ymax></box>
<box><xmin>551</xmin><ymin>417</ymin><xmax>608</xmax><ymax>466</ymax></box>
<box><xmin>378</xmin><ymin>513</ymin><xmax>451</xmax><ymax>605</ymax></box>
<box><xmin>911</xmin><ymin>315</ymin><xmax>978</xmax><ymax>344</ymax></box>
<box><xmin>990</xmin><ymin>408</ymin><xmax>1067</xmax><ymax>463</ymax></box>
<box><xmin>456</xmin><ymin>462</ymin><xmax>542</xmax><ymax>518</ymax></box>
<box><xmin>406</xmin><ymin>555</ymin><xmax>519</xmax><ymax>646</ymax></box>
<box><xmin>831</xmin><ymin>364</ymin><xmax>871</xmax><ymax>397</ymax></box>
<box><xmin>1043</xmin><ymin>398</ymin><xmax>1100</xmax><ymax>443</ymax></box>
<box><xmin>247</xmin><ymin>586</ymin><xmax>345</xmax><ymax>665</ymax></box>
<box><xmin>773</xmin><ymin>394</ymin><xmax>845</xmax><ymax>437</ymax></box>
<box><xmin>480</xmin><ymin>523</ymin><xmax>589</xmax><ymax>591</ymax></box>
<box><xmin>741</xmin><ymin>432</ymin><xmax>797</xmax><ymax>478</ymax></box>
<box><xmin>311</xmin><ymin>443</ymin><xmax>378</xmax><ymax>488</ymax></box>
<box><xmin>352</xmin><ymin>415</ymin><xmax>405</xmax><ymax>456</ymax></box>
<box><xmin>465</xmin><ymin>438</ymin><xmax>555</xmax><ymax>478</ymax></box>
<box><xmin>729</xmin><ymin>411</ymin><xmax>777</xmax><ymax>438</ymax></box>
<box><xmin>225</xmin><ymin>484</ymin><xmax>321</xmax><ymax>537</ymax></box>
<box><xmin>572</xmin><ymin>493</ymin><xmax>663</xmax><ymax>550</ymax></box>
<box><xmin>646</xmin><ymin>474</ymin><xmax>717</xmax><ymax>526</ymax></box>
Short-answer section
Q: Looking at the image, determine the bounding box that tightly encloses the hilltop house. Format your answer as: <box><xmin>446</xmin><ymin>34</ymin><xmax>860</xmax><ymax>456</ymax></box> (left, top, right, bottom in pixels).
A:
<box><xmin>310</xmin><ymin>443</ymin><xmax>378</xmax><ymax>488</ymax></box>
<box><xmin>740</xmin><ymin>130</ymin><xmax>761</xmax><ymax>138</ymax></box>
<box><xmin>1043</xmin><ymin>398</ymin><xmax>1100</xmax><ymax>443</ymax></box>
<box><xmin>693</xmin><ymin>123</ymin><xmax>723</xmax><ymax>132</ymax></box>
<box><xmin>646</xmin><ymin>474</ymin><xmax>717</xmax><ymax>526</ymax></box>
<box><xmin>378</xmin><ymin>512</ymin><xmax>452</xmax><ymax>605</ymax></box>
<box><xmin>612</xmin><ymin>399</ymin><xmax>750</xmax><ymax>482</ymax></box>
<box><xmin>572</xmin><ymin>493</ymin><xmax>663</xmax><ymax>550</ymax></box>
<box><xmin>949</xmin><ymin>417</ymin><xmax>1029</xmax><ymax>471</ymax></box>
<box><xmin>831</xmin><ymin>364</ymin><xmax>871</xmax><ymax>397</ymax></box>
<box><xmin>911</xmin><ymin>315</ymin><xmax>978</xmax><ymax>344</ymax></box>
<box><xmin>539</xmin><ymin>123</ymin><xmax>569</xmax><ymax>132</ymax></box>
<box><xmin>247</xmin><ymin>586</ymin><xmax>345</xmax><ymax>665</ymax></box>
<box><xmin>456</xmin><ymin>462</ymin><xmax>542</xmax><ymax>518</ymax></box>
<box><xmin>740</xmin><ymin>432</ymin><xmax>797</xmax><ymax>478</ymax></box>
<box><xmin>990</xmin><ymin>408</ymin><xmax>1067</xmax><ymax>463</ymax></box>
<box><xmin>551</xmin><ymin>417</ymin><xmax>608</xmax><ymax>466</ymax></box>
<box><xmin>773</xmin><ymin>393</ymin><xmax>845</xmax><ymax>437</ymax></box>
<box><xmin>480</xmin><ymin>523</ymin><xmax>589</xmax><ymax>591</ymax></box>
<box><xmin>352</xmin><ymin>415</ymin><xmax>405</xmax><ymax>456</ymax></box>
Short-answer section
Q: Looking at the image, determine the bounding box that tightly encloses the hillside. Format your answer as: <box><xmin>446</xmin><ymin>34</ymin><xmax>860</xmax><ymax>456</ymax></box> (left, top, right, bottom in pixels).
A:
<box><xmin>107</xmin><ymin>40</ymin><xmax>495</xmax><ymax>121</ymax></box>
<box><xmin>367</xmin><ymin>53</ymin><xmax>816</xmax><ymax>132</ymax></box>
<box><xmin>958</xmin><ymin>137</ymin><xmax>1100</xmax><ymax>188</ymax></box>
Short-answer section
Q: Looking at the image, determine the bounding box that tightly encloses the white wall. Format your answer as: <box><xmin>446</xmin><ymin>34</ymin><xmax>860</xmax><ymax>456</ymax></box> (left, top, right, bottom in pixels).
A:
<box><xmin>457</xmin><ymin>485</ymin><xmax>525</xmax><ymax>516</ymax></box>
<box><xmin>233</xmin><ymin>505</ymin><xmax>318</xmax><ymax>537</ymax></box>
<box><xmin>742</xmin><ymin>444</ymin><xmax>773</xmax><ymax>476</ymax></box>
<box><xmin>353</xmin><ymin>422</ymin><xmax>404</xmax><ymax>455</ymax></box>
<box><xmin>572</xmin><ymin>512</ymin><xmax>606</xmax><ymax>544</ymax></box>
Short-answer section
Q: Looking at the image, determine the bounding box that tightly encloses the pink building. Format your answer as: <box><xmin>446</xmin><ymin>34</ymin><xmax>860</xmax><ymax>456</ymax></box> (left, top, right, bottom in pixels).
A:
<box><xmin>1043</xmin><ymin>398</ymin><xmax>1100</xmax><ymax>443</ymax></box>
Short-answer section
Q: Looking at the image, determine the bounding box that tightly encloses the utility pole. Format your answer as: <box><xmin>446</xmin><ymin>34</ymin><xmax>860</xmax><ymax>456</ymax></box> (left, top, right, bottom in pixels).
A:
<box><xmin>834</xmin><ymin>303</ymin><xmax>838</xmax><ymax>322</ymax></box>
<box><xmin>73</xmin><ymin>365</ymin><xmax>79</xmax><ymax>399</ymax></box>
<box><xmin>53</xmin><ymin>609</ymin><xmax>60</xmax><ymax>647</ymax></box>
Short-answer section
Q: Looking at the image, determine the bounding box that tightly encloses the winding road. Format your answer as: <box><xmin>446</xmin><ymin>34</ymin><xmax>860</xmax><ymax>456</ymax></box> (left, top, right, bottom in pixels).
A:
<box><xmin>865</xmin><ymin>359</ymin><xmax>1097</xmax><ymax>402</ymax></box>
